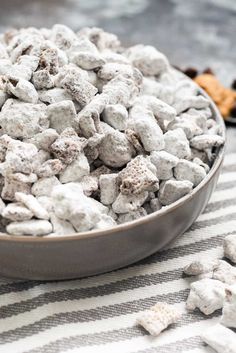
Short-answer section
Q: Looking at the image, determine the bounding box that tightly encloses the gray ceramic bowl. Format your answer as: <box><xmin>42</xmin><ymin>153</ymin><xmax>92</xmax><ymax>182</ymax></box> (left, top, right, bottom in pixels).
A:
<box><xmin>0</xmin><ymin>86</ymin><xmax>225</xmax><ymax>280</ymax></box>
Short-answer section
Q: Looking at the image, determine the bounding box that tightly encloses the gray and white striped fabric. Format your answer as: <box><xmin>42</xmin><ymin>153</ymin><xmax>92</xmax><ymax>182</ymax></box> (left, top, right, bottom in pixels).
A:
<box><xmin>0</xmin><ymin>153</ymin><xmax>236</xmax><ymax>353</ymax></box>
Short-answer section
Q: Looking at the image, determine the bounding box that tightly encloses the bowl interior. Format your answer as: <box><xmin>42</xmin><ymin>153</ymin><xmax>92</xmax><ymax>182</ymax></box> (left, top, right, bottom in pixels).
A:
<box><xmin>0</xmin><ymin>75</ymin><xmax>226</xmax><ymax>243</ymax></box>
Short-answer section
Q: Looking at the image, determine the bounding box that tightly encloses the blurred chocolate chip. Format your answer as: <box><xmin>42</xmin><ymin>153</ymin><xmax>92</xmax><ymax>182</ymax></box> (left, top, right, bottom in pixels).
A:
<box><xmin>230</xmin><ymin>103</ymin><xmax>236</xmax><ymax>118</ymax></box>
<box><xmin>203</xmin><ymin>67</ymin><xmax>214</xmax><ymax>75</ymax></box>
<box><xmin>231</xmin><ymin>79</ymin><xmax>236</xmax><ymax>90</ymax></box>
<box><xmin>184</xmin><ymin>67</ymin><xmax>198</xmax><ymax>79</ymax></box>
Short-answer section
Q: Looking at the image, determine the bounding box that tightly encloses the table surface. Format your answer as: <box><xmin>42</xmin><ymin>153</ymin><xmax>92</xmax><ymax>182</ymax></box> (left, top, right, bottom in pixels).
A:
<box><xmin>0</xmin><ymin>0</ymin><xmax>235</xmax><ymax>151</ymax></box>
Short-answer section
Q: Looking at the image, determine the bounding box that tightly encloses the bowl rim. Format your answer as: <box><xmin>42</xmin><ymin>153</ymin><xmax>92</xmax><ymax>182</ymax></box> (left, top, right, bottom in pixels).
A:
<box><xmin>0</xmin><ymin>85</ymin><xmax>226</xmax><ymax>243</ymax></box>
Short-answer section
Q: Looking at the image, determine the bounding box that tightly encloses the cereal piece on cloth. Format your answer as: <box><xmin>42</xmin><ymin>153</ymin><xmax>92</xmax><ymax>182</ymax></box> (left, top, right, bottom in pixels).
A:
<box><xmin>159</xmin><ymin>179</ymin><xmax>193</xmax><ymax>206</ymax></box>
<box><xmin>99</xmin><ymin>173</ymin><xmax>119</xmax><ymax>205</ymax></box>
<box><xmin>224</xmin><ymin>234</ymin><xmax>236</xmax><ymax>264</ymax></box>
<box><xmin>220</xmin><ymin>283</ymin><xmax>236</xmax><ymax>328</ymax></box>
<box><xmin>201</xmin><ymin>324</ymin><xmax>236</xmax><ymax>353</ymax></box>
<box><xmin>150</xmin><ymin>151</ymin><xmax>179</xmax><ymax>180</ymax></box>
<box><xmin>221</xmin><ymin>284</ymin><xmax>236</xmax><ymax>328</ymax></box>
<box><xmin>186</xmin><ymin>278</ymin><xmax>226</xmax><ymax>315</ymax></box>
<box><xmin>15</xmin><ymin>192</ymin><xmax>49</xmax><ymax>220</ymax></box>
<box><xmin>184</xmin><ymin>259</ymin><xmax>219</xmax><ymax>276</ymax></box>
<box><xmin>6</xmin><ymin>219</ymin><xmax>53</xmax><ymax>236</ymax></box>
<box><xmin>137</xmin><ymin>302</ymin><xmax>181</xmax><ymax>336</ymax></box>
<box><xmin>174</xmin><ymin>159</ymin><xmax>206</xmax><ymax>187</ymax></box>
<box><xmin>212</xmin><ymin>260</ymin><xmax>236</xmax><ymax>285</ymax></box>
<box><xmin>118</xmin><ymin>155</ymin><xmax>159</xmax><ymax>195</ymax></box>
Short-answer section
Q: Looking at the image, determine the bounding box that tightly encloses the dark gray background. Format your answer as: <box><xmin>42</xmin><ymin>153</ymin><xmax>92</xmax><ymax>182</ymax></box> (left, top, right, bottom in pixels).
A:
<box><xmin>0</xmin><ymin>0</ymin><xmax>235</xmax><ymax>150</ymax></box>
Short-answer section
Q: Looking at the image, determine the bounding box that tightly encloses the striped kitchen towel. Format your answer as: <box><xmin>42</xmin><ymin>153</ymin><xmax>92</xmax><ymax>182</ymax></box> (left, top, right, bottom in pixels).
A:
<box><xmin>0</xmin><ymin>153</ymin><xmax>236</xmax><ymax>353</ymax></box>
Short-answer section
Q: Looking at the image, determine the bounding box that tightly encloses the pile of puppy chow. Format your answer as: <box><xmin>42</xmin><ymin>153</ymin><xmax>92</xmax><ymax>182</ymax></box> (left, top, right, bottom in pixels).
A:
<box><xmin>0</xmin><ymin>25</ymin><xmax>224</xmax><ymax>236</ymax></box>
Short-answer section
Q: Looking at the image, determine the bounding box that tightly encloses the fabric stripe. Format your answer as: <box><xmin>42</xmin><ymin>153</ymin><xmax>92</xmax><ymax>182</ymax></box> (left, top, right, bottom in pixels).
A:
<box><xmin>203</xmin><ymin>196</ymin><xmax>236</xmax><ymax>213</ymax></box>
<box><xmin>133</xmin><ymin>337</ymin><xmax>204</xmax><ymax>353</ymax></box>
<box><xmin>208</xmin><ymin>186</ymin><xmax>236</xmax><ymax>203</ymax></box>
<box><xmin>3</xmin><ymin>309</ymin><xmax>221</xmax><ymax>353</ymax></box>
<box><xmin>24</xmin><ymin>324</ymin><xmax>208</xmax><ymax>353</ymax></box>
<box><xmin>222</xmin><ymin>153</ymin><xmax>236</xmax><ymax>166</ymax></box>
<box><xmin>0</xmin><ymin>213</ymin><xmax>232</xmax><ymax>302</ymax></box>
<box><xmin>0</xmin><ymin>154</ymin><xmax>235</xmax><ymax>353</ymax></box>
<box><xmin>1</xmin><ymin>218</ymin><xmax>232</xmax><ymax>306</ymax></box>
<box><xmin>0</xmin><ymin>178</ymin><xmax>234</xmax><ymax>296</ymax></box>
<box><xmin>0</xmin><ymin>208</ymin><xmax>236</xmax><ymax>295</ymax></box>
<box><xmin>217</xmin><ymin>170</ymin><xmax>236</xmax><ymax>183</ymax></box>
<box><xmin>222</xmin><ymin>163</ymin><xmax>236</xmax><ymax>173</ymax></box>
<box><xmin>0</xmin><ymin>246</ymin><xmax>222</xmax><ymax>310</ymax></box>
<box><xmin>0</xmin><ymin>302</ymin><xmax>185</xmax><ymax>352</ymax></box>
<box><xmin>63</xmin><ymin>317</ymin><xmax>220</xmax><ymax>353</ymax></box>
<box><xmin>0</xmin><ymin>234</ymin><xmax>225</xmax><ymax>321</ymax></box>
<box><xmin>215</xmin><ymin>180</ymin><xmax>236</xmax><ymax>191</ymax></box>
